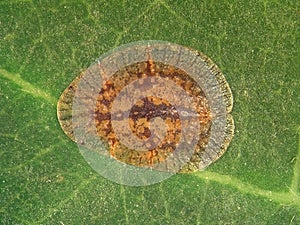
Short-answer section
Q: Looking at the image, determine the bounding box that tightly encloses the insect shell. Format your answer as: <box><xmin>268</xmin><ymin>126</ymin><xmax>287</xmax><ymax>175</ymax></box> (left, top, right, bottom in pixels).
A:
<box><xmin>57</xmin><ymin>41</ymin><xmax>234</xmax><ymax>174</ymax></box>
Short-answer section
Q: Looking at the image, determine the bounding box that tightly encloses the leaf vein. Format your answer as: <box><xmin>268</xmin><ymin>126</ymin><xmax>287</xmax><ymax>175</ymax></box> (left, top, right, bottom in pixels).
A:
<box><xmin>291</xmin><ymin>127</ymin><xmax>300</xmax><ymax>194</ymax></box>
<box><xmin>0</xmin><ymin>68</ymin><xmax>57</xmax><ymax>105</ymax></box>
<box><xmin>113</xmin><ymin>1</ymin><xmax>159</xmax><ymax>47</ymax></box>
<box><xmin>120</xmin><ymin>185</ymin><xmax>130</xmax><ymax>224</ymax></box>
<box><xmin>195</xmin><ymin>171</ymin><xmax>300</xmax><ymax>211</ymax></box>
<box><xmin>34</xmin><ymin>175</ymin><xmax>97</xmax><ymax>225</ymax></box>
<box><xmin>156</xmin><ymin>0</ymin><xmax>191</xmax><ymax>27</ymax></box>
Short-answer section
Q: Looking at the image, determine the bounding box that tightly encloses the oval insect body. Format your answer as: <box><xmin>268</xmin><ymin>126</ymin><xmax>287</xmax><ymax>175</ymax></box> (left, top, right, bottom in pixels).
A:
<box><xmin>57</xmin><ymin>41</ymin><xmax>234</xmax><ymax>186</ymax></box>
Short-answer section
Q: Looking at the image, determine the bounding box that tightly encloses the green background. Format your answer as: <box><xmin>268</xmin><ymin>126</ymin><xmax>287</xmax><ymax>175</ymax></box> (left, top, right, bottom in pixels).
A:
<box><xmin>0</xmin><ymin>0</ymin><xmax>299</xmax><ymax>224</ymax></box>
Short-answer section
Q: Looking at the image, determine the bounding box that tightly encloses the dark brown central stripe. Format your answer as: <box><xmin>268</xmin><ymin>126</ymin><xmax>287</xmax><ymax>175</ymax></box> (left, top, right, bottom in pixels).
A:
<box><xmin>94</xmin><ymin>61</ymin><xmax>212</xmax><ymax>167</ymax></box>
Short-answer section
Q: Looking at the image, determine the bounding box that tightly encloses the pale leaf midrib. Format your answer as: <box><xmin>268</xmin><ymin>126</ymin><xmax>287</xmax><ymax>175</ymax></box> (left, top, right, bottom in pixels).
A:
<box><xmin>195</xmin><ymin>171</ymin><xmax>300</xmax><ymax>210</ymax></box>
<box><xmin>0</xmin><ymin>68</ymin><xmax>57</xmax><ymax>105</ymax></box>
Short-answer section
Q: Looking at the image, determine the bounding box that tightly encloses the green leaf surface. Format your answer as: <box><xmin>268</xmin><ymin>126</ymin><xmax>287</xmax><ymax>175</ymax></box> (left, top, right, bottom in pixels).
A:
<box><xmin>0</xmin><ymin>0</ymin><xmax>299</xmax><ymax>224</ymax></box>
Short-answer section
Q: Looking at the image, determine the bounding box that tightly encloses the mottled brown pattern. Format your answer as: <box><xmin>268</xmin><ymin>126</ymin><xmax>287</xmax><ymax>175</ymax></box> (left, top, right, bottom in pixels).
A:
<box><xmin>57</xmin><ymin>44</ymin><xmax>234</xmax><ymax>174</ymax></box>
<box><xmin>94</xmin><ymin>61</ymin><xmax>212</xmax><ymax>168</ymax></box>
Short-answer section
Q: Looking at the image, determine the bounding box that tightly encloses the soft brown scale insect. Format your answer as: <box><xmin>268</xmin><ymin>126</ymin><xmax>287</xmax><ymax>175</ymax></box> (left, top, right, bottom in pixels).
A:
<box><xmin>57</xmin><ymin>44</ymin><xmax>234</xmax><ymax>173</ymax></box>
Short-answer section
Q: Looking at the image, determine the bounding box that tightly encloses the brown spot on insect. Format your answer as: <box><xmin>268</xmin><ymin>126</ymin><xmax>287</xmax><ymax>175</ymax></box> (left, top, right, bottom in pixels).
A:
<box><xmin>57</xmin><ymin>41</ymin><xmax>234</xmax><ymax>185</ymax></box>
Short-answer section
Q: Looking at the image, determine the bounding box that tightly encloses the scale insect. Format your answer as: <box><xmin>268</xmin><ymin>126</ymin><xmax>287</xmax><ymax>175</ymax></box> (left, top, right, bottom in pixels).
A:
<box><xmin>57</xmin><ymin>41</ymin><xmax>234</xmax><ymax>185</ymax></box>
